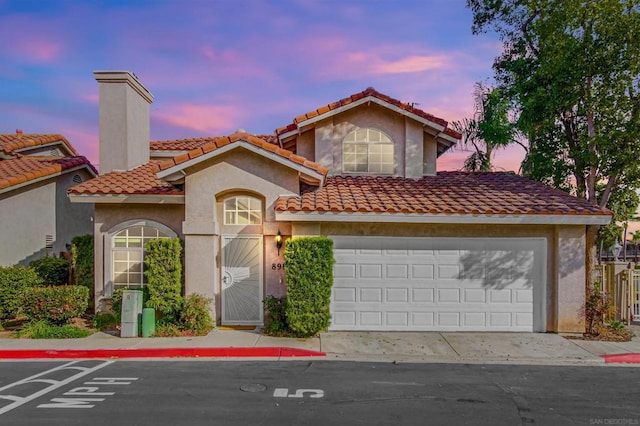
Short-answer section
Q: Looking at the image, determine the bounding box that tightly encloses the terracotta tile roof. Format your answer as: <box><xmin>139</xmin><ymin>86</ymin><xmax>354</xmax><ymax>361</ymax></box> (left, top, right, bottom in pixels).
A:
<box><xmin>150</xmin><ymin>138</ymin><xmax>216</xmax><ymax>151</ymax></box>
<box><xmin>150</xmin><ymin>134</ymin><xmax>280</xmax><ymax>152</ymax></box>
<box><xmin>275</xmin><ymin>87</ymin><xmax>462</xmax><ymax>140</ymax></box>
<box><xmin>157</xmin><ymin>132</ymin><xmax>327</xmax><ymax>176</ymax></box>
<box><xmin>68</xmin><ymin>162</ymin><xmax>182</xmax><ymax>195</ymax></box>
<box><xmin>275</xmin><ymin>172</ymin><xmax>612</xmax><ymax>217</ymax></box>
<box><xmin>0</xmin><ymin>156</ymin><xmax>94</xmax><ymax>191</ymax></box>
<box><xmin>0</xmin><ymin>133</ymin><xmax>79</xmax><ymax>156</ymax></box>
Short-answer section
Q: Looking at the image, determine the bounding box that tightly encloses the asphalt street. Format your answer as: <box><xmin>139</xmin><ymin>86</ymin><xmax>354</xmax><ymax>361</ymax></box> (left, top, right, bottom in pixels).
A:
<box><xmin>1</xmin><ymin>360</ymin><xmax>639</xmax><ymax>425</ymax></box>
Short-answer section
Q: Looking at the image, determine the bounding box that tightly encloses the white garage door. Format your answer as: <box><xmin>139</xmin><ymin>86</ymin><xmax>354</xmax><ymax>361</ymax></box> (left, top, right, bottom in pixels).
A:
<box><xmin>330</xmin><ymin>237</ymin><xmax>546</xmax><ymax>332</ymax></box>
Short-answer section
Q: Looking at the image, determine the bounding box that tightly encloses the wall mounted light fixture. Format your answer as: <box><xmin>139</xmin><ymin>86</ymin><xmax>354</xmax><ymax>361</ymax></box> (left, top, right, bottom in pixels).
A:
<box><xmin>275</xmin><ymin>229</ymin><xmax>283</xmax><ymax>256</ymax></box>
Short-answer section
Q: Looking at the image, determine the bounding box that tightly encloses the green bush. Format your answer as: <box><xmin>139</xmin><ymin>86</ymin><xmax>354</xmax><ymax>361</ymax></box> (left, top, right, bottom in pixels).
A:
<box><xmin>111</xmin><ymin>287</ymin><xmax>149</xmax><ymax>322</ymax></box>
<box><xmin>21</xmin><ymin>285</ymin><xmax>89</xmax><ymax>325</ymax></box>
<box><xmin>180</xmin><ymin>294</ymin><xmax>214</xmax><ymax>336</ymax></box>
<box><xmin>153</xmin><ymin>320</ymin><xmax>183</xmax><ymax>337</ymax></box>
<box><xmin>93</xmin><ymin>312</ymin><xmax>118</xmax><ymax>330</ymax></box>
<box><xmin>262</xmin><ymin>295</ymin><xmax>290</xmax><ymax>336</ymax></box>
<box><xmin>144</xmin><ymin>238</ymin><xmax>183</xmax><ymax>317</ymax></box>
<box><xmin>284</xmin><ymin>237</ymin><xmax>335</xmax><ymax>337</ymax></box>
<box><xmin>0</xmin><ymin>266</ymin><xmax>43</xmax><ymax>320</ymax></box>
<box><xmin>30</xmin><ymin>256</ymin><xmax>70</xmax><ymax>285</ymax></box>
<box><xmin>71</xmin><ymin>234</ymin><xmax>94</xmax><ymax>291</ymax></box>
<box><xmin>17</xmin><ymin>320</ymin><xmax>92</xmax><ymax>339</ymax></box>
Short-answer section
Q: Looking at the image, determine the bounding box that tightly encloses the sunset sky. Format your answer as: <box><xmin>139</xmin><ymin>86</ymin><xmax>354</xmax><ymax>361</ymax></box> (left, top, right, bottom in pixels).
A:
<box><xmin>1</xmin><ymin>0</ymin><xmax>525</xmax><ymax>171</ymax></box>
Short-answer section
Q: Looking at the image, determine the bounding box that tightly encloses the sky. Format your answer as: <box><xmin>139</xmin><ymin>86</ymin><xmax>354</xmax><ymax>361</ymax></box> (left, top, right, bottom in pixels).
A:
<box><xmin>0</xmin><ymin>0</ymin><xmax>527</xmax><ymax>171</ymax></box>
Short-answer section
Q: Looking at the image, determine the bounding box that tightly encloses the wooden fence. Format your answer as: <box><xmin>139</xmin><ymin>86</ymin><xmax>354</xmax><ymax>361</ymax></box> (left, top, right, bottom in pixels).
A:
<box><xmin>595</xmin><ymin>264</ymin><xmax>640</xmax><ymax>323</ymax></box>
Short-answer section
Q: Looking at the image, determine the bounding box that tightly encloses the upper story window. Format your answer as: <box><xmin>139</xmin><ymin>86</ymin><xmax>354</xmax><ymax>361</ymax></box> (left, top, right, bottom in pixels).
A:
<box><xmin>224</xmin><ymin>196</ymin><xmax>262</xmax><ymax>225</ymax></box>
<box><xmin>343</xmin><ymin>128</ymin><xmax>394</xmax><ymax>174</ymax></box>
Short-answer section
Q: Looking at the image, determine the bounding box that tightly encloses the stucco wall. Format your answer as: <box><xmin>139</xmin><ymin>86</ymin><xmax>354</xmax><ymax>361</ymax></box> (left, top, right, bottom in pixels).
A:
<box><xmin>93</xmin><ymin>203</ymin><xmax>185</xmax><ymax>308</ymax></box>
<box><xmin>0</xmin><ymin>170</ymin><xmax>94</xmax><ymax>267</ymax></box>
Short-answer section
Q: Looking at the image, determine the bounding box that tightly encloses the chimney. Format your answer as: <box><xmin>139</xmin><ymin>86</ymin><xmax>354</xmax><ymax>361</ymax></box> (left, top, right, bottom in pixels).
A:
<box><xmin>93</xmin><ymin>71</ymin><xmax>154</xmax><ymax>173</ymax></box>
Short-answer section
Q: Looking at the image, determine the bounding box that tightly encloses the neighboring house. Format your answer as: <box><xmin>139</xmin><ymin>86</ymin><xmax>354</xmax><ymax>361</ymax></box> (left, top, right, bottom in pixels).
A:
<box><xmin>69</xmin><ymin>71</ymin><xmax>612</xmax><ymax>334</ymax></box>
<box><xmin>0</xmin><ymin>132</ymin><xmax>97</xmax><ymax>267</ymax></box>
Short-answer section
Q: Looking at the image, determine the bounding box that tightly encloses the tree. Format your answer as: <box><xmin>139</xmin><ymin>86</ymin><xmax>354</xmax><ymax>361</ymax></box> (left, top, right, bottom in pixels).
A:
<box><xmin>452</xmin><ymin>82</ymin><xmax>519</xmax><ymax>171</ymax></box>
<box><xmin>467</xmin><ymin>0</ymin><xmax>640</xmax><ymax>209</ymax></box>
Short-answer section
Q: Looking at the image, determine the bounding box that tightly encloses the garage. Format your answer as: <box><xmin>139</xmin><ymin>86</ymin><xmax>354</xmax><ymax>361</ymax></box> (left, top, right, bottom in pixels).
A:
<box><xmin>330</xmin><ymin>236</ymin><xmax>547</xmax><ymax>332</ymax></box>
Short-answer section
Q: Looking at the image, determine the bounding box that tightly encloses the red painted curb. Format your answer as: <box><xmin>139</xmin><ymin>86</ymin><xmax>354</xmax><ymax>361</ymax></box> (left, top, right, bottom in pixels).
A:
<box><xmin>601</xmin><ymin>353</ymin><xmax>640</xmax><ymax>364</ymax></box>
<box><xmin>0</xmin><ymin>347</ymin><xmax>326</xmax><ymax>360</ymax></box>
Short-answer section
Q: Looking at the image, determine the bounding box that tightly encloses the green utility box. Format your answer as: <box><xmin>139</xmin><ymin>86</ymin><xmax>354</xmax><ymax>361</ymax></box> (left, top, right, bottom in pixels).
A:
<box><xmin>142</xmin><ymin>308</ymin><xmax>156</xmax><ymax>337</ymax></box>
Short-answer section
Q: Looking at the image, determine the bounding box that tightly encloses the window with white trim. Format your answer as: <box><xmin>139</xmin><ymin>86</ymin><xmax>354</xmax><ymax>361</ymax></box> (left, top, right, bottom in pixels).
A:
<box><xmin>112</xmin><ymin>225</ymin><xmax>170</xmax><ymax>288</ymax></box>
<box><xmin>224</xmin><ymin>196</ymin><xmax>262</xmax><ymax>225</ymax></box>
<box><xmin>343</xmin><ymin>128</ymin><xmax>394</xmax><ymax>174</ymax></box>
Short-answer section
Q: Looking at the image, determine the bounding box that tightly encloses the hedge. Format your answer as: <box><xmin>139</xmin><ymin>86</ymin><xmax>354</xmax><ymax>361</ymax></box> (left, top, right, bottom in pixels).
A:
<box><xmin>21</xmin><ymin>285</ymin><xmax>89</xmax><ymax>325</ymax></box>
<box><xmin>30</xmin><ymin>256</ymin><xmax>70</xmax><ymax>286</ymax></box>
<box><xmin>0</xmin><ymin>266</ymin><xmax>43</xmax><ymax>320</ymax></box>
<box><xmin>144</xmin><ymin>238</ymin><xmax>183</xmax><ymax>318</ymax></box>
<box><xmin>283</xmin><ymin>237</ymin><xmax>334</xmax><ymax>337</ymax></box>
<box><xmin>71</xmin><ymin>234</ymin><xmax>94</xmax><ymax>289</ymax></box>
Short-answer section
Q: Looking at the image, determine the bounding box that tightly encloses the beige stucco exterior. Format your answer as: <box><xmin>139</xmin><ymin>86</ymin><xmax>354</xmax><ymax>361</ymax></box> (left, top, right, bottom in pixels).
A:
<box><xmin>0</xmin><ymin>169</ymin><xmax>94</xmax><ymax>267</ymax></box>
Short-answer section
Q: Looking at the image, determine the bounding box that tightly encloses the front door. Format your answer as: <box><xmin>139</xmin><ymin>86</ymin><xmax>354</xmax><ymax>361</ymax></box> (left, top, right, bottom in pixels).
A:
<box><xmin>221</xmin><ymin>235</ymin><xmax>263</xmax><ymax>325</ymax></box>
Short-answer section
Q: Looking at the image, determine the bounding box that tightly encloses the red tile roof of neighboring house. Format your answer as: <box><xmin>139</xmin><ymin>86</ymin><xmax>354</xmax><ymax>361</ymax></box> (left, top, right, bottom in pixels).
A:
<box><xmin>0</xmin><ymin>133</ymin><xmax>79</xmax><ymax>156</ymax></box>
<box><xmin>274</xmin><ymin>173</ymin><xmax>613</xmax><ymax>216</ymax></box>
<box><xmin>156</xmin><ymin>132</ymin><xmax>327</xmax><ymax>176</ymax></box>
<box><xmin>275</xmin><ymin>87</ymin><xmax>462</xmax><ymax>140</ymax></box>
<box><xmin>0</xmin><ymin>156</ymin><xmax>95</xmax><ymax>191</ymax></box>
<box><xmin>150</xmin><ymin>134</ymin><xmax>280</xmax><ymax>152</ymax></box>
<box><xmin>68</xmin><ymin>162</ymin><xmax>182</xmax><ymax>195</ymax></box>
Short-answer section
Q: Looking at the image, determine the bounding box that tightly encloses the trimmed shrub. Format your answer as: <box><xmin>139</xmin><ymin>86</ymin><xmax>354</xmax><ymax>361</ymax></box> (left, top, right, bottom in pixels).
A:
<box><xmin>71</xmin><ymin>234</ymin><xmax>94</xmax><ymax>289</ymax></box>
<box><xmin>262</xmin><ymin>295</ymin><xmax>290</xmax><ymax>336</ymax></box>
<box><xmin>21</xmin><ymin>285</ymin><xmax>89</xmax><ymax>325</ymax></box>
<box><xmin>144</xmin><ymin>238</ymin><xmax>183</xmax><ymax>317</ymax></box>
<box><xmin>17</xmin><ymin>320</ymin><xmax>92</xmax><ymax>339</ymax></box>
<box><xmin>180</xmin><ymin>294</ymin><xmax>214</xmax><ymax>336</ymax></box>
<box><xmin>111</xmin><ymin>287</ymin><xmax>149</xmax><ymax>323</ymax></box>
<box><xmin>284</xmin><ymin>237</ymin><xmax>335</xmax><ymax>337</ymax></box>
<box><xmin>0</xmin><ymin>266</ymin><xmax>43</xmax><ymax>320</ymax></box>
<box><xmin>30</xmin><ymin>256</ymin><xmax>70</xmax><ymax>286</ymax></box>
<box><xmin>153</xmin><ymin>320</ymin><xmax>182</xmax><ymax>337</ymax></box>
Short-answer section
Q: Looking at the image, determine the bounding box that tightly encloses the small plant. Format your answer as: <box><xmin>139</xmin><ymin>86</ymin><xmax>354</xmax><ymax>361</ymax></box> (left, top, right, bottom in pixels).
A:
<box><xmin>262</xmin><ymin>296</ymin><xmax>290</xmax><ymax>336</ymax></box>
<box><xmin>180</xmin><ymin>294</ymin><xmax>214</xmax><ymax>336</ymax></box>
<box><xmin>21</xmin><ymin>285</ymin><xmax>89</xmax><ymax>325</ymax></box>
<box><xmin>29</xmin><ymin>256</ymin><xmax>70</xmax><ymax>286</ymax></box>
<box><xmin>16</xmin><ymin>320</ymin><xmax>93</xmax><ymax>339</ymax></box>
<box><xmin>153</xmin><ymin>320</ymin><xmax>183</xmax><ymax>337</ymax></box>
<box><xmin>93</xmin><ymin>312</ymin><xmax>118</xmax><ymax>331</ymax></box>
<box><xmin>584</xmin><ymin>282</ymin><xmax>614</xmax><ymax>336</ymax></box>
<box><xmin>0</xmin><ymin>266</ymin><xmax>43</xmax><ymax>320</ymax></box>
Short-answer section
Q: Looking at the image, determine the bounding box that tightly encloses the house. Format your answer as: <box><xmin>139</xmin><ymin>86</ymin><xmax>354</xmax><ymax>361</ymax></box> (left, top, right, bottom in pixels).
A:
<box><xmin>0</xmin><ymin>132</ymin><xmax>96</xmax><ymax>267</ymax></box>
<box><xmin>68</xmin><ymin>71</ymin><xmax>612</xmax><ymax>333</ymax></box>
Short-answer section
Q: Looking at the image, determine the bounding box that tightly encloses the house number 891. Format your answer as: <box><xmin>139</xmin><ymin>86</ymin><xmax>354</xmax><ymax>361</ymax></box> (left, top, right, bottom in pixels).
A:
<box><xmin>272</xmin><ymin>263</ymin><xmax>285</xmax><ymax>270</ymax></box>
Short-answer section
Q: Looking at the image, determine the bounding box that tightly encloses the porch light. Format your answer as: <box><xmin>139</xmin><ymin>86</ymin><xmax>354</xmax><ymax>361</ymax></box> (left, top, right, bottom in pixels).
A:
<box><xmin>276</xmin><ymin>230</ymin><xmax>283</xmax><ymax>256</ymax></box>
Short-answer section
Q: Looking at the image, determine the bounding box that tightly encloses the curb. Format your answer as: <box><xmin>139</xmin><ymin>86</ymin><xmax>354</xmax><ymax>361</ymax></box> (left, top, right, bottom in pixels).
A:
<box><xmin>0</xmin><ymin>347</ymin><xmax>326</xmax><ymax>360</ymax></box>
<box><xmin>601</xmin><ymin>353</ymin><xmax>640</xmax><ymax>364</ymax></box>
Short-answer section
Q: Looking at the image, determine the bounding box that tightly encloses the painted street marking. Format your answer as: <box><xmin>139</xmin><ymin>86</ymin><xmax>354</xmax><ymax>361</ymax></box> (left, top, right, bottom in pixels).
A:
<box><xmin>273</xmin><ymin>388</ymin><xmax>324</xmax><ymax>399</ymax></box>
<box><xmin>38</xmin><ymin>377</ymin><xmax>138</xmax><ymax>409</ymax></box>
<box><xmin>0</xmin><ymin>360</ymin><xmax>113</xmax><ymax>416</ymax></box>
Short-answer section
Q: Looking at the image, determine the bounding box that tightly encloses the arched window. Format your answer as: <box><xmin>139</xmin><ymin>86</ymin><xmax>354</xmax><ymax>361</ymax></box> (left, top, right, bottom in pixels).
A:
<box><xmin>224</xmin><ymin>196</ymin><xmax>262</xmax><ymax>225</ymax></box>
<box><xmin>111</xmin><ymin>223</ymin><xmax>172</xmax><ymax>289</ymax></box>
<box><xmin>343</xmin><ymin>128</ymin><xmax>394</xmax><ymax>174</ymax></box>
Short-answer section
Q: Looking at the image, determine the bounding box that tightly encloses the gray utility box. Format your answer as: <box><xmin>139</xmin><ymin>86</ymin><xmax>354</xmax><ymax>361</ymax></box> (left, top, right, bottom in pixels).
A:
<box><xmin>121</xmin><ymin>290</ymin><xmax>143</xmax><ymax>338</ymax></box>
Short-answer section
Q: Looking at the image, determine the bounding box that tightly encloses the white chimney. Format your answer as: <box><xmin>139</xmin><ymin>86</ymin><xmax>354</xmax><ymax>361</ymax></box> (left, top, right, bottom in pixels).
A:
<box><xmin>94</xmin><ymin>71</ymin><xmax>154</xmax><ymax>173</ymax></box>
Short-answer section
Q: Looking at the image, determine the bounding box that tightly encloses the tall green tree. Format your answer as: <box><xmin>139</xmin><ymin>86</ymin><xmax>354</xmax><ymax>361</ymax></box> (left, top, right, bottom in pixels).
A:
<box><xmin>467</xmin><ymin>0</ymin><xmax>640</xmax><ymax>210</ymax></box>
<box><xmin>452</xmin><ymin>82</ymin><xmax>519</xmax><ymax>171</ymax></box>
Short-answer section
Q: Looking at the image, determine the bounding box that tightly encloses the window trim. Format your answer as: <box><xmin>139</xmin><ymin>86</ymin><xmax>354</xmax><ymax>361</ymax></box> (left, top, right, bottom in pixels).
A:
<box><xmin>104</xmin><ymin>220</ymin><xmax>177</xmax><ymax>297</ymax></box>
<box><xmin>342</xmin><ymin>128</ymin><xmax>394</xmax><ymax>174</ymax></box>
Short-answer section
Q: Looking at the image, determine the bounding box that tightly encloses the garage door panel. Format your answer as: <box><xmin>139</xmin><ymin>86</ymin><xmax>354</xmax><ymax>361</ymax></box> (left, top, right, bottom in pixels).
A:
<box><xmin>330</xmin><ymin>236</ymin><xmax>546</xmax><ymax>332</ymax></box>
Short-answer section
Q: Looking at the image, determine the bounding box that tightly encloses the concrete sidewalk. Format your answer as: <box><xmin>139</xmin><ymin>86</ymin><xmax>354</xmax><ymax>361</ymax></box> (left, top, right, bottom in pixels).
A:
<box><xmin>1</xmin><ymin>326</ymin><xmax>639</xmax><ymax>364</ymax></box>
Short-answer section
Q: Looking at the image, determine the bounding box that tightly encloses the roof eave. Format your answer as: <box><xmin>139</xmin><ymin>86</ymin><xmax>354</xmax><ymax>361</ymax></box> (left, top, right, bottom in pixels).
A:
<box><xmin>0</xmin><ymin>164</ymin><xmax>96</xmax><ymax>195</ymax></box>
<box><xmin>275</xmin><ymin>211</ymin><xmax>612</xmax><ymax>226</ymax></box>
<box><xmin>68</xmin><ymin>193</ymin><xmax>185</xmax><ymax>204</ymax></box>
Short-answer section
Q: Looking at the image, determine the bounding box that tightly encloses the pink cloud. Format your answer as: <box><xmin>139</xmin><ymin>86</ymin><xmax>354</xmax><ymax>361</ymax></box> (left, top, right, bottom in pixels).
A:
<box><xmin>154</xmin><ymin>103</ymin><xmax>242</xmax><ymax>134</ymax></box>
<box><xmin>372</xmin><ymin>55</ymin><xmax>448</xmax><ymax>74</ymax></box>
